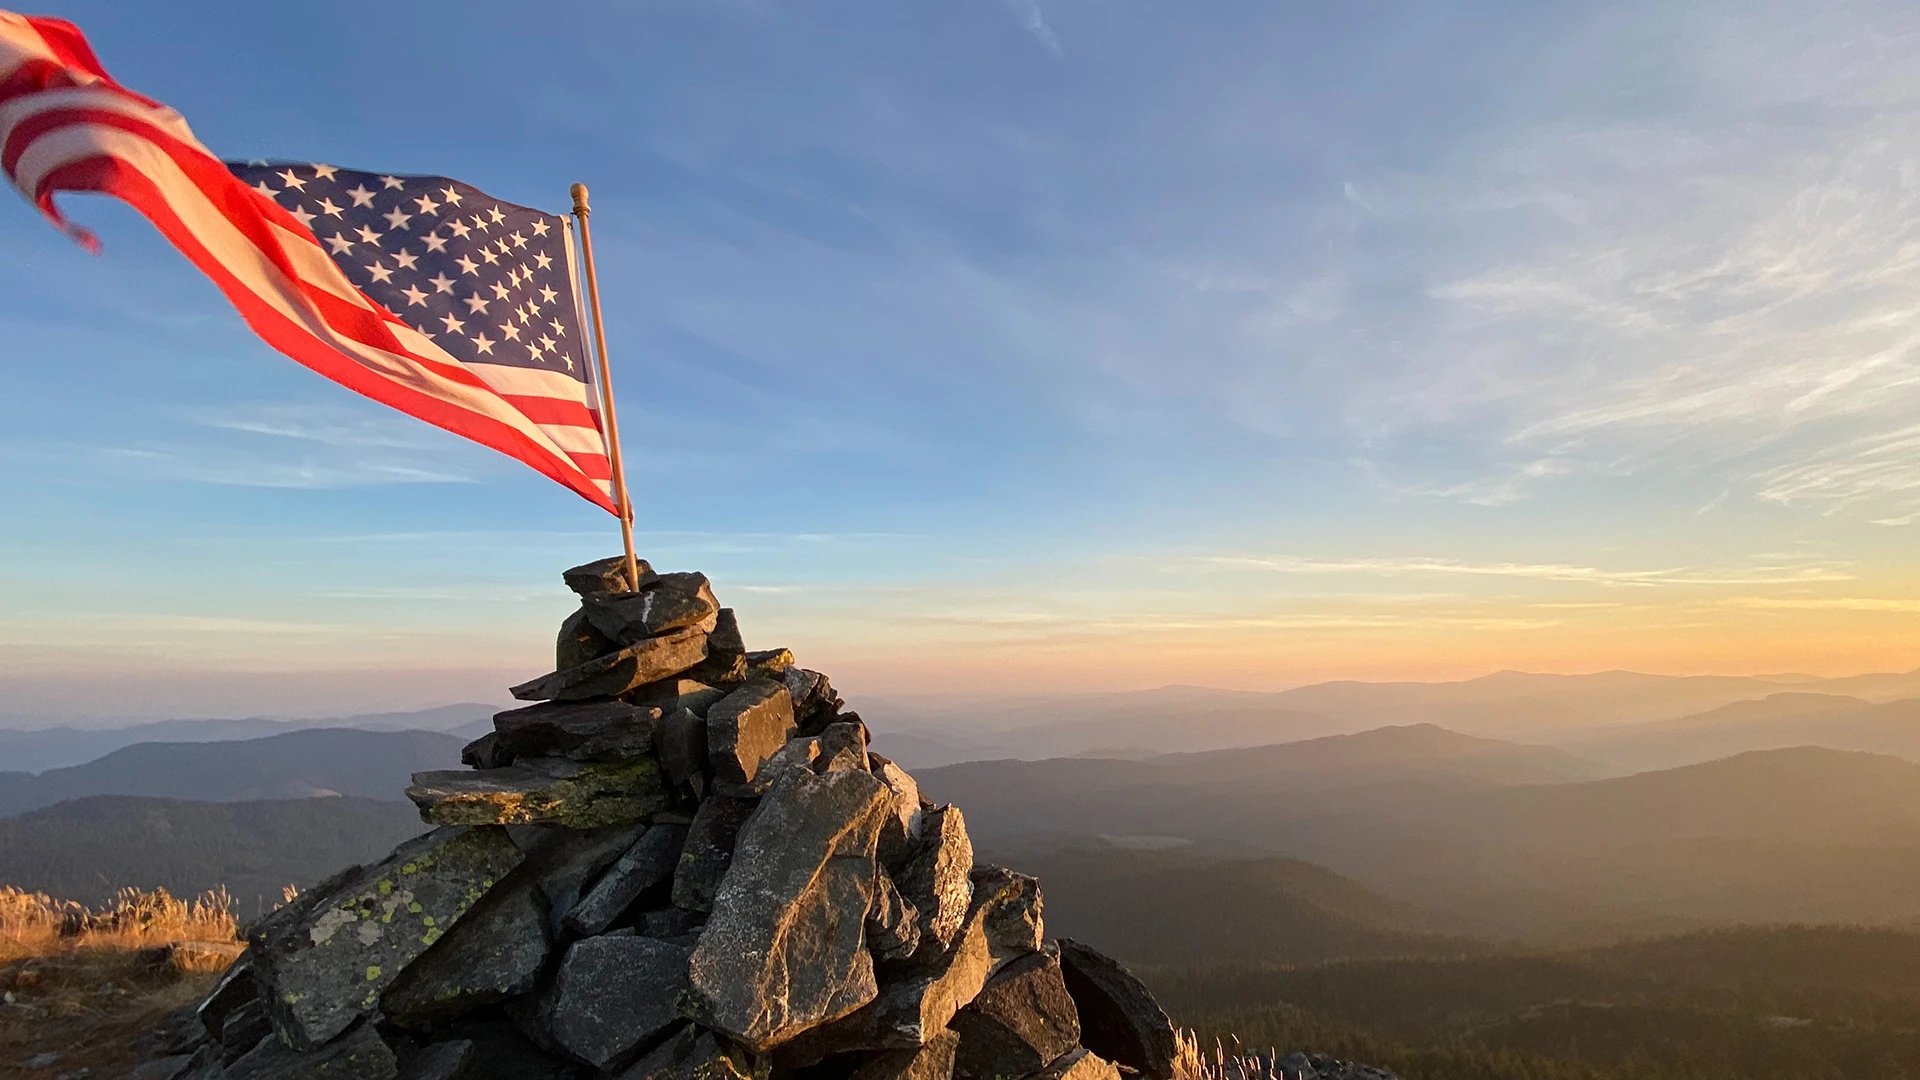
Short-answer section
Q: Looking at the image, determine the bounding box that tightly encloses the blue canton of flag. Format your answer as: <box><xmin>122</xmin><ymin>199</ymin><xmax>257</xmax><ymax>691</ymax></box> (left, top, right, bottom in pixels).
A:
<box><xmin>225</xmin><ymin>161</ymin><xmax>591</xmax><ymax>386</ymax></box>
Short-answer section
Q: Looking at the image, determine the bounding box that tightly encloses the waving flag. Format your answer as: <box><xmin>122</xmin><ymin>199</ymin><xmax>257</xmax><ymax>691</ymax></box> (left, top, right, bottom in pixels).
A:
<box><xmin>0</xmin><ymin>11</ymin><xmax>616</xmax><ymax>513</ymax></box>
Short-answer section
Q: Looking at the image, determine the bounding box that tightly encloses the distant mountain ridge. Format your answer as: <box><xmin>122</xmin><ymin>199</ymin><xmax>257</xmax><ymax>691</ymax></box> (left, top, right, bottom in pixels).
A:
<box><xmin>0</xmin><ymin>702</ymin><xmax>498</xmax><ymax>774</ymax></box>
<box><xmin>1566</xmin><ymin>693</ymin><xmax>1920</xmax><ymax>772</ymax></box>
<box><xmin>872</xmin><ymin>666</ymin><xmax>1920</xmax><ymax>764</ymax></box>
<box><xmin>0</xmin><ymin>794</ymin><xmax>425</xmax><ymax>912</ymax></box>
<box><xmin>915</xmin><ymin>723</ymin><xmax>1603</xmax><ymax>849</ymax></box>
<box><xmin>0</xmin><ymin>727</ymin><xmax>466</xmax><ymax>817</ymax></box>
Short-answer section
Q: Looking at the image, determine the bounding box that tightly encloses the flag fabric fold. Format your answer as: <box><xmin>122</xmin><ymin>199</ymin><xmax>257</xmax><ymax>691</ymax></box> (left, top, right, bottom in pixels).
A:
<box><xmin>0</xmin><ymin>11</ymin><xmax>617</xmax><ymax>514</ymax></box>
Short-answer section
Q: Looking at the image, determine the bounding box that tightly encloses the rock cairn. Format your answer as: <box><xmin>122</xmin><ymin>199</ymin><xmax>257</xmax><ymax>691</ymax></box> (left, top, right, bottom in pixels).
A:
<box><xmin>166</xmin><ymin>558</ymin><xmax>1186</xmax><ymax>1080</ymax></box>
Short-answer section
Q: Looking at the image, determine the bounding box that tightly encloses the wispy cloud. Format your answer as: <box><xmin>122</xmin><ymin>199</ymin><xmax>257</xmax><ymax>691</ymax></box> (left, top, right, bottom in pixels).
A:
<box><xmin>190</xmin><ymin>403</ymin><xmax>454</xmax><ymax>451</ymax></box>
<box><xmin>1001</xmin><ymin>0</ymin><xmax>1062</xmax><ymax>55</ymax></box>
<box><xmin>1184</xmin><ymin>554</ymin><xmax>1855</xmax><ymax>588</ymax></box>
<box><xmin>1721</xmin><ymin>596</ymin><xmax>1920</xmax><ymax>613</ymax></box>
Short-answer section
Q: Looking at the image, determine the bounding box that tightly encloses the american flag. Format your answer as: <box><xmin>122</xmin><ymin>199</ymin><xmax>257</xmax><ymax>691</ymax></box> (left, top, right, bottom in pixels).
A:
<box><xmin>0</xmin><ymin>12</ymin><xmax>617</xmax><ymax>513</ymax></box>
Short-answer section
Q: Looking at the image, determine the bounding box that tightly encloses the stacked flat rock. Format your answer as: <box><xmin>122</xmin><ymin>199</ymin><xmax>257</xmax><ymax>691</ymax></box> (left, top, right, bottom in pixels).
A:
<box><xmin>162</xmin><ymin>557</ymin><xmax>1185</xmax><ymax>1080</ymax></box>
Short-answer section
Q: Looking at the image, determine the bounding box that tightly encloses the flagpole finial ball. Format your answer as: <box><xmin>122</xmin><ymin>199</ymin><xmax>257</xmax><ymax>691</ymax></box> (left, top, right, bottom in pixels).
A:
<box><xmin>570</xmin><ymin>183</ymin><xmax>590</xmax><ymax>216</ymax></box>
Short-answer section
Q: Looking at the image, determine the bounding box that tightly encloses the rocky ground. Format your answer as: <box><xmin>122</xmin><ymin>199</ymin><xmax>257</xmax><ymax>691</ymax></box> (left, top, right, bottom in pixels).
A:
<box><xmin>2</xmin><ymin>942</ymin><xmax>240</xmax><ymax>1079</ymax></box>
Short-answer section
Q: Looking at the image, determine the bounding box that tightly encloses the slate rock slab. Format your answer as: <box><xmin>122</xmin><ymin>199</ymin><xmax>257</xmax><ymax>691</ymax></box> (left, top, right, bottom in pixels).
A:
<box><xmin>869</xmin><ymin>756</ymin><xmax>922</xmax><ymax>867</ymax></box>
<box><xmin>897</xmin><ymin>805</ymin><xmax>973</xmax><ymax>958</ymax></box>
<box><xmin>706</xmin><ymin>679</ymin><xmax>797</xmax><ymax>796</ymax></box>
<box><xmin>510</xmin><ymin>626</ymin><xmax>709</xmax><ymax>702</ymax></box>
<box><xmin>196</xmin><ymin>956</ymin><xmax>257</xmax><ymax>1037</ymax></box>
<box><xmin>629</xmin><ymin>679</ymin><xmax>728</xmax><ymax>716</ymax></box>
<box><xmin>1057</xmin><ymin>940</ymin><xmax>1179</xmax><ymax>1080</ymax></box>
<box><xmin>849</xmin><ymin>1030</ymin><xmax>961</xmax><ymax>1080</ymax></box>
<box><xmin>508</xmin><ymin>825</ymin><xmax>636</xmax><ymax>933</ymax></box>
<box><xmin>248</xmin><ymin>826</ymin><xmax>523</xmax><ymax>1049</ymax></box>
<box><xmin>221</xmin><ymin>1021</ymin><xmax>397</xmax><ymax>1079</ymax></box>
<box><xmin>564</xmin><ymin>824</ymin><xmax>688</xmax><ymax>936</ymax></box>
<box><xmin>744</xmin><ymin>648</ymin><xmax>796</xmax><ymax>679</ymax></box>
<box><xmin>407</xmin><ymin>758</ymin><xmax>671</xmax><ymax>828</ymax></box>
<box><xmin>655</xmin><ymin>708</ymin><xmax>709</xmax><ymax>797</ymax></box>
<box><xmin>491</xmin><ymin>699</ymin><xmax>662</xmax><ymax>761</ymax></box>
<box><xmin>672</xmin><ymin>796</ymin><xmax>756</xmax><ymax>912</ymax></box>
<box><xmin>616</xmin><ymin>1026</ymin><xmax>758</xmax><ymax>1080</ymax></box>
<box><xmin>565</xmin><ymin>555</ymin><xmax>656</xmax><ymax>596</ymax></box>
<box><xmin>687</xmin><ymin>766</ymin><xmax>890</xmax><ymax>1050</ymax></box>
<box><xmin>382</xmin><ymin>868</ymin><xmax>554</xmax><ymax>1028</ymax></box>
<box><xmin>557</xmin><ymin>608</ymin><xmax>620</xmax><ymax>670</ymax></box>
<box><xmin>784</xmin><ymin>669</ymin><xmax>837</xmax><ymax>735</ymax></box>
<box><xmin>686</xmin><ymin>649</ymin><xmax>749</xmax><ymax>687</ymax></box>
<box><xmin>707</xmin><ymin>608</ymin><xmax>745</xmax><ymax>654</ymax></box>
<box><xmin>969</xmin><ymin>867</ymin><xmax>1043</xmax><ymax>960</ymax></box>
<box><xmin>866</xmin><ymin>870</ymin><xmax>921</xmax><ymax>962</ymax></box>
<box><xmin>950</xmin><ymin>950</ymin><xmax>1080</xmax><ymax>1080</ymax></box>
<box><xmin>781</xmin><ymin>868</ymin><xmax>1027</xmax><ymax>1066</ymax></box>
<box><xmin>460</xmin><ymin>732</ymin><xmax>515</xmax><ymax>770</ymax></box>
<box><xmin>582</xmin><ymin>572</ymin><xmax>720</xmax><ymax>642</ymax></box>
<box><xmin>1035</xmin><ymin>1049</ymin><xmax>1121</xmax><ymax>1080</ymax></box>
<box><xmin>547</xmin><ymin>935</ymin><xmax>693</xmax><ymax>1071</ymax></box>
<box><xmin>398</xmin><ymin>1039</ymin><xmax>475</xmax><ymax>1080</ymax></box>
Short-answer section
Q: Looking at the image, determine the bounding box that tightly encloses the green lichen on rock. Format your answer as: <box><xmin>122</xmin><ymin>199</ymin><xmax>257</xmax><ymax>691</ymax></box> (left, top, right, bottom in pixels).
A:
<box><xmin>406</xmin><ymin>757</ymin><xmax>672</xmax><ymax>827</ymax></box>
<box><xmin>247</xmin><ymin>825</ymin><xmax>524</xmax><ymax>1050</ymax></box>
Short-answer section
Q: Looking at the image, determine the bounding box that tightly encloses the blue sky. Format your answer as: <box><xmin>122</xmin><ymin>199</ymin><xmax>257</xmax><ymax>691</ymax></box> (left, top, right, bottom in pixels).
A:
<box><xmin>6</xmin><ymin>1</ymin><xmax>1920</xmax><ymax>721</ymax></box>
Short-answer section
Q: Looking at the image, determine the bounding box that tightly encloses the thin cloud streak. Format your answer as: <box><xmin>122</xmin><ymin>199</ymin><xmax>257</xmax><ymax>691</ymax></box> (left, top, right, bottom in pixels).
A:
<box><xmin>1184</xmin><ymin>555</ymin><xmax>1856</xmax><ymax>588</ymax></box>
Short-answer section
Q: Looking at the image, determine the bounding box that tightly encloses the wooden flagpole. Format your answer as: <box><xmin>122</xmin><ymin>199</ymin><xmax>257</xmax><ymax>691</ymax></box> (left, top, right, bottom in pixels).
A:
<box><xmin>569</xmin><ymin>183</ymin><xmax>640</xmax><ymax>591</ymax></box>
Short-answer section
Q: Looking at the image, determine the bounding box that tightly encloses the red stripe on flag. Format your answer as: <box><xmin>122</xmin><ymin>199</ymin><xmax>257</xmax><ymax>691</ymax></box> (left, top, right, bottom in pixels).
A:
<box><xmin>34</xmin><ymin>154</ymin><xmax>620</xmax><ymax>513</ymax></box>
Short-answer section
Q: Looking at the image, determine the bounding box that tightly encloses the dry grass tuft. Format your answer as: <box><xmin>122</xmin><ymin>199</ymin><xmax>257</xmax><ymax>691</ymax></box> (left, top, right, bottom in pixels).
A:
<box><xmin>1178</xmin><ymin>1029</ymin><xmax>1293</xmax><ymax>1080</ymax></box>
<box><xmin>0</xmin><ymin>885</ymin><xmax>239</xmax><ymax>961</ymax></box>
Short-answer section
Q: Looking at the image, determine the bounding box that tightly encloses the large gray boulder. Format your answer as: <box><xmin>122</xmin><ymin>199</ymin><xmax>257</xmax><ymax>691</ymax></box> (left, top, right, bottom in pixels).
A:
<box><xmin>870</xmin><ymin>756</ymin><xmax>922</xmax><ymax>867</ymax></box>
<box><xmin>382</xmin><ymin>870</ymin><xmax>554</xmax><ymax>1028</ymax></box>
<box><xmin>557</xmin><ymin>608</ymin><xmax>619</xmax><ymax>670</ymax></box>
<box><xmin>896</xmin><ymin>805</ymin><xmax>973</xmax><ymax>957</ymax></box>
<box><xmin>780</xmin><ymin>871</ymin><xmax>1022</xmax><ymax>1064</ymax></box>
<box><xmin>510</xmin><ymin>625</ymin><xmax>709</xmax><ymax>702</ymax></box>
<box><xmin>563</xmin><ymin>823</ymin><xmax>687</xmax><ymax>936</ymax></box>
<box><xmin>706</xmin><ymin>679</ymin><xmax>797</xmax><ymax>796</ymax></box>
<box><xmin>407</xmin><ymin>757</ymin><xmax>671</xmax><ymax>828</ymax></box>
<box><xmin>672</xmin><ymin>796</ymin><xmax>756</xmax><ymax>913</ymax></box>
<box><xmin>950</xmin><ymin>950</ymin><xmax>1080</xmax><ymax>1079</ymax></box>
<box><xmin>547</xmin><ymin>935</ymin><xmax>692</xmax><ymax>1071</ymax></box>
<box><xmin>686</xmin><ymin>766</ymin><xmax>890</xmax><ymax>1050</ymax></box>
<box><xmin>1057</xmin><ymin>940</ymin><xmax>1180</xmax><ymax>1080</ymax></box>
<box><xmin>970</xmin><ymin>866</ymin><xmax>1043</xmax><ymax>960</ymax></box>
<box><xmin>655</xmin><ymin>707</ymin><xmax>709</xmax><ymax>797</ymax></box>
<box><xmin>490</xmin><ymin>699</ymin><xmax>661</xmax><ymax>761</ymax></box>
<box><xmin>582</xmin><ymin>572</ymin><xmax>720</xmax><ymax>642</ymax></box>
<box><xmin>248</xmin><ymin>826</ymin><xmax>524</xmax><ymax>1049</ymax></box>
<box><xmin>564</xmin><ymin>555</ymin><xmax>655</xmax><ymax>596</ymax></box>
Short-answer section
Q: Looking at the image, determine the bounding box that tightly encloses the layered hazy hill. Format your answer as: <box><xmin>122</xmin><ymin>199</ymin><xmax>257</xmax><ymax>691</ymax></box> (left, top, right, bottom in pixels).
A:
<box><xmin>0</xmin><ymin>794</ymin><xmax>424</xmax><ymax>911</ymax></box>
<box><xmin>1566</xmin><ymin>693</ymin><xmax>1920</xmax><ymax>772</ymax></box>
<box><xmin>869</xmin><ymin>666</ymin><xmax>1920</xmax><ymax>765</ymax></box>
<box><xmin>0</xmin><ymin>702</ymin><xmax>495</xmax><ymax>774</ymax></box>
<box><xmin>10</xmin><ymin>666</ymin><xmax>1920</xmax><ymax>952</ymax></box>
<box><xmin>0</xmin><ymin>727</ymin><xmax>464</xmax><ymax>816</ymax></box>
<box><xmin>916</xmin><ymin>723</ymin><xmax>1600</xmax><ymax>847</ymax></box>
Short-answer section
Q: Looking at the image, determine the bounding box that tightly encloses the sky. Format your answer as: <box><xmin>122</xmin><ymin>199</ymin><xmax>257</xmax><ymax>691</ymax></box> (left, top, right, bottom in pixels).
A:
<box><xmin>5</xmin><ymin>0</ymin><xmax>1920</xmax><ymax>722</ymax></box>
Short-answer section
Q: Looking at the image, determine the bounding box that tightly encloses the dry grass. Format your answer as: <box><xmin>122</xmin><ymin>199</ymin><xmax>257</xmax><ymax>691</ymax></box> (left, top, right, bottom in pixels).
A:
<box><xmin>0</xmin><ymin>886</ymin><xmax>239</xmax><ymax>962</ymax></box>
<box><xmin>1178</xmin><ymin>1029</ymin><xmax>1295</xmax><ymax>1080</ymax></box>
<box><xmin>2</xmin><ymin>888</ymin><xmax>244</xmax><ymax>1075</ymax></box>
